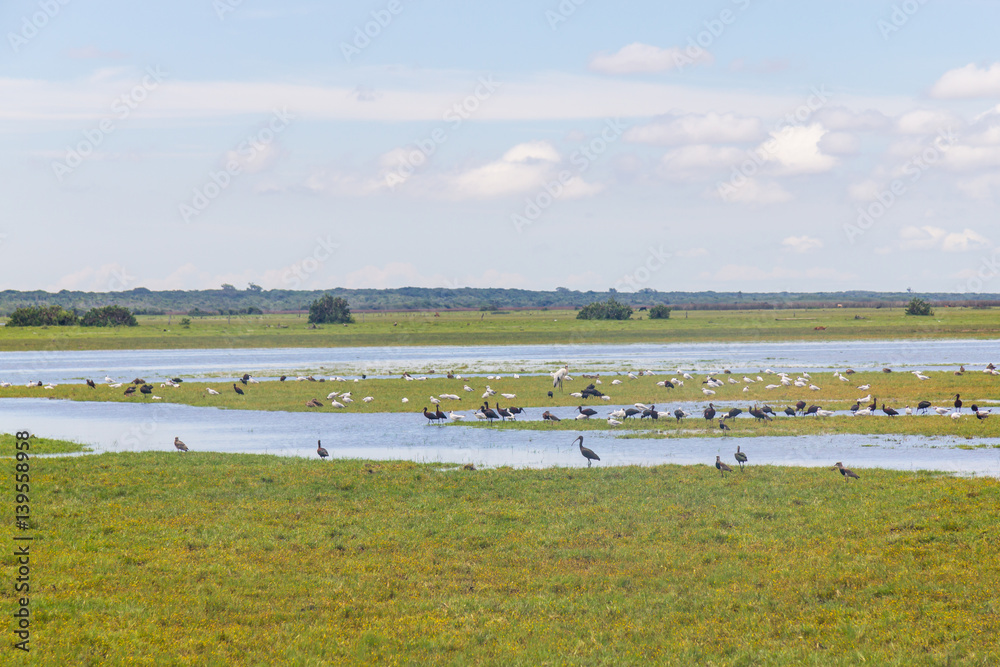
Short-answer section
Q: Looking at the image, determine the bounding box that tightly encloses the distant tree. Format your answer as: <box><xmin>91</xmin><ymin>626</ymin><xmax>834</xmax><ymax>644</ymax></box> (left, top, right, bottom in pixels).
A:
<box><xmin>247</xmin><ymin>283</ymin><xmax>263</xmax><ymax>293</ymax></box>
<box><xmin>221</xmin><ymin>283</ymin><xmax>236</xmax><ymax>291</ymax></box>
<box><xmin>576</xmin><ymin>298</ymin><xmax>633</xmax><ymax>321</ymax></box>
<box><xmin>7</xmin><ymin>305</ymin><xmax>78</xmax><ymax>326</ymax></box>
<box><xmin>308</xmin><ymin>294</ymin><xmax>354</xmax><ymax>324</ymax></box>
<box><xmin>180</xmin><ymin>317</ymin><xmax>191</xmax><ymax>328</ymax></box>
<box><xmin>905</xmin><ymin>297</ymin><xmax>933</xmax><ymax>316</ymax></box>
<box><xmin>81</xmin><ymin>305</ymin><xmax>138</xmax><ymax>327</ymax></box>
<box><xmin>649</xmin><ymin>305</ymin><xmax>672</xmax><ymax>319</ymax></box>
<box><xmin>608</xmin><ymin>287</ymin><xmax>617</xmax><ymax>294</ymax></box>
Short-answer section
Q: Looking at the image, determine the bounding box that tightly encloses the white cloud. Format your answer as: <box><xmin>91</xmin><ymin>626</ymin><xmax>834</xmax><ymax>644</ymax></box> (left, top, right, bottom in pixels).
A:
<box><xmin>718</xmin><ymin>178</ymin><xmax>791</xmax><ymax>204</ymax></box>
<box><xmin>941</xmin><ymin>145</ymin><xmax>1000</xmax><ymax>171</ymax></box>
<box><xmin>957</xmin><ymin>173</ymin><xmax>1000</xmax><ymax>199</ymax></box>
<box><xmin>930</xmin><ymin>62</ymin><xmax>1000</xmax><ymax>99</ymax></box>
<box><xmin>781</xmin><ymin>236</ymin><xmax>823</xmax><ymax>253</ymax></box>
<box><xmin>763</xmin><ymin>124</ymin><xmax>836</xmax><ymax>174</ymax></box>
<box><xmin>812</xmin><ymin>106</ymin><xmax>889</xmax><ymax>131</ymax></box>
<box><xmin>818</xmin><ymin>131</ymin><xmax>860</xmax><ymax>155</ymax></box>
<box><xmin>449</xmin><ymin>141</ymin><xmax>563</xmax><ymax>199</ymax></box>
<box><xmin>588</xmin><ymin>43</ymin><xmax>712</xmax><ymax>75</ymax></box>
<box><xmin>660</xmin><ymin>144</ymin><xmax>745</xmax><ymax>172</ymax></box>
<box><xmin>900</xmin><ymin>226</ymin><xmax>992</xmax><ymax>252</ymax></box>
<box><xmin>847</xmin><ymin>180</ymin><xmax>880</xmax><ymax>201</ymax></box>
<box><xmin>624</xmin><ymin>112</ymin><xmax>761</xmax><ymax>145</ymax></box>
<box><xmin>896</xmin><ymin>109</ymin><xmax>960</xmax><ymax>135</ymax></box>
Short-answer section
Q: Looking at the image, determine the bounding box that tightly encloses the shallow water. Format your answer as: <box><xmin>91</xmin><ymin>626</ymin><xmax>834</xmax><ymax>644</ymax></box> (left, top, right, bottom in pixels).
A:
<box><xmin>3</xmin><ymin>399</ymin><xmax>998</xmax><ymax>475</ymax></box>
<box><xmin>0</xmin><ymin>338</ymin><xmax>994</xmax><ymax>385</ymax></box>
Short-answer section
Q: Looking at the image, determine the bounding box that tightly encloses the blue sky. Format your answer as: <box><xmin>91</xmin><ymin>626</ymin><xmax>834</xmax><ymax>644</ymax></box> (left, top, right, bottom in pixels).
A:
<box><xmin>3</xmin><ymin>0</ymin><xmax>1000</xmax><ymax>293</ymax></box>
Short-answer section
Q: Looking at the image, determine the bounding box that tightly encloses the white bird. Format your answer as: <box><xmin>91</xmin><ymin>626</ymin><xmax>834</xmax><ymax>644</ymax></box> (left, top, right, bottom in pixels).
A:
<box><xmin>611</xmin><ymin>379</ymin><xmax>623</xmax><ymax>385</ymax></box>
<box><xmin>513</xmin><ymin>374</ymin><xmax>520</xmax><ymax>379</ymax></box>
<box><xmin>552</xmin><ymin>366</ymin><xmax>570</xmax><ymax>389</ymax></box>
<box><xmin>44</xmin><ymin>384</ymin><xmax>55</xmax><ymax>389</ymax></box>
<box><xmin>109</xmin><ymin>383</ymin><xmax>123</xmax><ymax>388</ymax></box>
<box><xmin>857</xmin><ymin>384</ymin><xmax>870</xmax><ymax>390</ymax></box>
<box><xmin>627</xmin><ymin>372</ymin><xmax>638</xmax><ymax>380</ymax></box>
<box><xmin>595</xmin><ymin>379</ymin><xmax>602</xmax><ymax>385</ymax></box>
<box><xmin>363</xmin><ymin>396</ymin><xmax>374</xmax><ymax>403</ymax></box>
<box><xmin>743</xmin><ymin>376</ymin><xmax>754</xmax><ymax>383</ymax></box>
<box><xmin>933</xmin><ymin>406</ymin><xmax>950</xmax><ymax>415</ymax></box>
<box><xmin>756</xmin><ymin>376</ymin><xmax>764</xmax><ymax>382</ymax></box>
<box><xmin>742</xmin><ymin>387</ymin><xmax>749</xmax><ymax>393</ymax></box>
<box><xmin>607</xmin><ymin>418</ymin><xmax>623</xmax><ymax>426</ymax></box>
<box><xmin>858</xmin><ymin>394</ymin><xmax>871</xmax><ymax>403</ymax></box>
<box><xmin>574</xmin><ymin>413</ymin><xmax>589</xmax><ymax>420</ymax></box>
<box><xmin>794</xmin><ymin>380</ymin><xmax>807</xmax><ymax>387</ymax></box>
<box><xmin>430</xmin><ymin>397</ymin><xmax>441</xmax><ymax>405</ymax></box>
<box><xmin>600</xmin><ymin>395</ymin><xmax>612</xmax><ymax>401</ymax></box>
<box><xmin>474</xmin><ymin>409</ymin><xmax>488</xmax><ymax>421</ymax></box>
<box><xmin>683</xmin><ymin>373</ymin><xmax>694</xmax><ymax>380</ymax></box>
<box><xmin>802</xmin><ymin>372</ymin><xmax>811</xmax><ymax>379</ymax></box>
<box><xmin>104</xmin><ymin>376</ymin><xmax>113</xmax><ymax>383</ymax></box>
<box><xmin>905</xmin><ymin>406</ymin><xmax>912</xmax><ymax>415</ymax></box>
<box><xmin>853</xmin><ymin>408</ymin><xmax>873</xmax><ymax>417</ymax></box>
<box><xmin>610</xmin><ymin>409</ymin><xmax>626</xmax><ymax>419</ymax></box>
<box><xmin>152</xmin><ymin>395</ymin><xmax>162</xmax><ymax>400</ymax></box>
<box><xmin>449</xmin><ymin>411</ymin><xmax>465</xmax><ymax>421</ymax></box>
<box><xmin>816</xmin><ymin>409</ymin><xmax>835</xmax><ymax>417</ymax></box>
<box><xmin>501</xmin><ymin>393</ymin><xmax>516</xmax><ymax>400</ymax></box>
<box><xmin>248</xmin><ymin>378</ymin><xmax>260</xmax><ymax>384</ymax></box>
<box><xmin>463</xmin><ymin>385</ymin><xmax>473</xmax><ymax>392</ymax></box>
<box><xmin>765</xmin><ymin>384</ymin><xmax>780</xmax><ymax>390</ymax></box>
<box><xmin>484</xmin><ymin>386</ymin><xmax>496</xmax><ymax>396</ymax></box>
<box><xmin>916</xmin><ymin>374</ymin><xmax>930</xmax><ymax>381</ymax></box>
<box><xmin>951</xmin><ymin>412</ymin><xmax>962</xmax><ymax>420</ymax></box>
<box><xmin>481</xmin><ymin>392</ymin><xmax>491</xmax><ymax>399</ymax></box>
<box><xmin>570</xmin><ymin>392</ymin><xmax>584</xmax><ymax>398</ymax></box>
<box><xmin>781</xmin><ymin>378</ymin><xmax>791</xmax><ymax>386</ymax></box>
<box><xmin>729</xmin><ymin>378</ymin><xmax>739</xmax><ymax>384</ymax></box>
<box><xmin>342</xmin><ymin>397</ymin><xmax>353</xmax><ymax>403</ymax></box>
<box><xmin>635</xmin><ymin>403</ymin><xmax>651</xmax><ymax>410</ymax></box>
<box><xmin>839</xmin><ymin>375</ymin><xmax>849</xmax><ymax>382</ymax></box>
<box><xmin>206</xmin><ymin>388</ymin><xmax>220</xmax><ymax>395</ymax></box>
<box><xmin>763</xmin><ymin>369</ymin><xmax>774</xmax><ymax>375</ymax></box>
<box><xmin>0</xmin><ymin>382</ymin><xmax>9</xmax><ymax>388</ymax></box>
<box><xmin>331</xmin><ymin>401</ymin><xmax>345</xmax><ymax>408</ymax></box>
<box><xmin>401</xmin><ymin>398</ymin><xmax>409</xmax><ymax>403</ymax></box>
<box><xmin>327</xmin><ymin>392</ymin><xmax>340</xmax><ymax>400</ymax></box>
<box><xmin>809</xmin><ymin>384</ymin><xmax>821</xmax><ymax>391</ymax></box>
<box><xmin>703</xmin><ymin>388</ymin><xmax>716</xmax><ymax>396</ymax></box>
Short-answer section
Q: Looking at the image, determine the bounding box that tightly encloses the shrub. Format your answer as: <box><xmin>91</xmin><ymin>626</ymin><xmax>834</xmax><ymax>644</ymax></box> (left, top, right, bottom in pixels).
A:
<box><xmin>308</xmin><ymin>295</ymin><xmax>354</xmax><ymax>324</ymax></box>
<box><xmin>576</xmin><ymin>298</ymin><xmax>633</xmax><ymax>321</ymax></box>
<box><xmin>81</xmin><ymin>305</ymin><xmax>138</xmax><ymax>327</ymax></box>
<box><xmin>649</xmin><ymin>305</ymin><xmax>672</xmax><ymax>319</ymax></box>
<box><xmin>7</xmin><ymin>305</ymin><xmax>78</xmax><ymax>326</ymax></box>
<box><xmin>904</xmin><ymin>297</ymin><xmax>934</xmax><ymax>316</ymax></box>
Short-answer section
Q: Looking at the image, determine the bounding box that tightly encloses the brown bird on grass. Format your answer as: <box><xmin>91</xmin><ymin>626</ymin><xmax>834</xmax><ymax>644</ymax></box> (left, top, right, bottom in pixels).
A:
<box><xmin>832</xmin><ymin>462</ymin><xmax>859</xmax><ymax>481</ymax></box>
<box><xmin>123</xmin><ymin>385</ymin><xmax>136</xmax><ymax>396</ymax></box>
<box><xmin>715</xmin><ymin>455</ymin><xmax>733</xmax><ymax>477</ymax></box>
<box><xmin>316</xmin><ymin>440</ymin><xmax>329</xmax><ymax>459</ymax></box>
<box><xmin>574</xmin><ymin>435</ymin><xmax>600</xmax><ymax>467</ymax></box>
<box><xmin>85</xmin><ymin>379</ymin><xmax>96</xmax><ymax>388</ymax></box>
<box><xmin>541</xmin><ymin>410</ymin><xmax>560</xmax><ymax>422</ymax></box>
<box><xmin>173</xmin><ymin>437</ymin><xmax>189</xmax><ymax>452</ymax></box>
<box><xmin>233</xmin><ymin>384</ymin><xmax>245</xmax><ymax>395</ymax></box>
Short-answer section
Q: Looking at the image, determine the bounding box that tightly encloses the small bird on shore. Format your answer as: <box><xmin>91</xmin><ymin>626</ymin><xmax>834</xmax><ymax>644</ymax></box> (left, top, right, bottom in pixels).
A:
<box><xmin>719</xmin><ymin>420</ymin><xmax>730</xmax><ymax>434</ymax></box>
<box><xmin>832</xmin><ymin>461</ymin><xmax>859</xmax><ymax>481</ymax></box>
<box><xmin>715</xmin><ymin>455</ymin><xmax>733</xmax><ymax>477</ymax></box>
<box><xmin>316</xmin><ymin>440</ymin><xmax>329</xmax><ymax>459</ymax></box>
<box><xmin>233</xmin><ymin>384</ymin><xmax>245</xmax><ymax>395</ymax></box>
<box><xmin>173</xmin><ymin>437</ymin><xmax>189</xmax><ymax>452</ymax></box>
<box><xmin>574</xmin><ymin>435</ymin><xmax>600</xmax><ymax>467</ymax></box>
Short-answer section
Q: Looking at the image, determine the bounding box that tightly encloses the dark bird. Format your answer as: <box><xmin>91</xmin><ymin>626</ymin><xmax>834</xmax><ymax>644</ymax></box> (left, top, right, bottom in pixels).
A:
<box><xmin>719</xmin><ymin>419</ymin><xmax>730</xmax><ymax>434</ymax></box>
<box><xmin>976</xmin><ymin>409</ymin><xmax>990</xmax><ymax>421</ymax></box>
<box><xmin>574</xmin><ymin>435</ymin><xmax>600</xmax><ymax>467</ymax></box>
<box><xmin>795</xmin><ymin>400</ymin><xmax>807</xmax><ymax>413</ymax></box>
<box><xmin>123</xmin><ymin>386</ymin><xmax>136</xmax><ymax>396</ymax></box>
<box><xmin>481</xmin><ymin>402</ymin><xmax>499</xmax><ymax>423</ymax></box>
<box><xmin>623</xmin><ymin>407</ymin><xmax>642</xmax><ymax>419</ymax></box>
<box><xmin>761</xmin><ymin>405</ymin><xmax>775</xmax><ymax>416</ymax></box>
<box><xmin>240</xmin><ymin>377</ymin><xmax>248</xmax><ymax>385</ymax></box>
<box><xmin>547</xmin><ymin>391</ymin><xmax>554</xmax><ymax>398</ymax></box>
<box><xmin>663</xmin><ymin>380</ymin><xmax>674</xmax><ymax>389</ymax></box>
<box><xmin>233</xmin><ymin>384</ymin><xmax>245</xmax><ymax>395</ymax></box>
<box><xmin>132</xmin><ymin>378</ymin><xmax>145</xmax><ymax>385</ymax></box>
<box><xmin>85</xmin><ymin>379</ymin><xmax>96</xmax><ymax>388</ymax></box>
<box><xmin>849</xmin><ymin>402</ymin><xmax>860</xmax><ymax>413</ymax></box>
<box><xmin>435</xmin><ymin>406</ymin><xmax>447</xmax><ymax>421</ymax></box>
<box><xmin>882</xmin><ymin>404</ymin><xmax>899</xmax><ymax>417</ymax></box>
<box><xmin>783</xmin><ymin>406</ymin><xmax>796</xmax><ymax>417</ymax></box>
<box><xmin>541</xmin><ymin>410</ymin><xmax>560</xmax><ymax>422</ymax></box>
<box><xmin>577</xmin><ymin>406</ymin><xmax>598</xmax><ymax>419</ymax></box>
<box><xmin>917</xmin><ymin>400</ymin><xmax>932</xmax><ymax>413</ymax></box>
<box><xmin>508</xmin><ymin>406</ymin><xmax>525</xmax><ymax>418</ymax></box>
<box><xmin>171</xmin><ymin>378</ymin><xmax>183</xmax><ymax>384</ymax></box>
<box><xmin>715</xmin><ymin>455</ymin><xmax>733</xmax><ymax>477</ymax></box>
<box><xmin>734</xmin><ymin>445</ymin><xmax>748</xmax><ymax>471</ymax></box>
<box><xmin>305</xmin><ymin>399</ymin><xmax>323</xmax><ymax>407</ymax></box>
<box><xmin>497</xmin><ymin>404</ymin><xmax>512</xmax><ymax>421</ymax></box>
<box><xmin>241</xmin><ymin>373</ymin><xmax>250</xmax><ymax>382</ymax></box>
<box><xmin>832</xmin><ymin>461</ymin><xmax>860</xmax><ymax>481</ymax></box>
<box><xmin>279</xmin><ymin>375</ymin><xmax>287</xmax><ymax>382</ymax></box>
<box><xmin>954</xmin><ymin>394</ymin><xmax>963</xmax><ymax>412</ymax></box>
<box><xmin>173</xmin><ymin>437</ymin><xmax>189</xmax><ymax>452</ymax></box>
<box><xmin>882</xmin><ymin>368</ymin><xmax>893</xmax><ymax>373</ymax></box>
<box><xmin>704</xmin><ymin>403</ymin><xmax>717</xmax><ymax>421</ymax></box>
<box><xmin>868</xmin><ymin>397</ymin><xmax>877</xmax><ymax>411</ymax></box>
<box><xmin>641</xmin><ymin>405</ymin><xmax>659</xmax><ymax>419</ymax></box>
<box><xmin>726</xmin><ymin>407</ymin><xmax>743</xmax><ymax>419</ymax></box>
<box><xmin>673</xmin><ymin>408</ymin><xmax>685</xmax><ymax>423</ymax></box>
<box><xmin>805</xmin><ymin>405</ymin><xmax>820</xmax><ymax>416</ymax></box>
<box><xmin>140</xmin><ymin>384</ymin><xmax>153</xmax><ymax>396</ymax></box>
<box><xmin>317</xmin><ymin>440</ymin><xmax>329</xmax><ymax>459</ymax></box>
<box><xmin>748</xmin><ymin>406</ymin><xmax>771</xmax><ymax>422</ymax></box>
<box><xmin>422</xmin><ymin>407</ymin><xmax>442</xmax><ymax>424</ymax></box>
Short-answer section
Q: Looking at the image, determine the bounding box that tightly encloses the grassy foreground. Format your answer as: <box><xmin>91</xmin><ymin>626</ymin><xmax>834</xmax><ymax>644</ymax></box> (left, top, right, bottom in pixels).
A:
<box><xmin>3</xmin><ymin>306</ymin><xmax>1000</xmax><ymax>351</ymax></box>
<box><xmin>0</xmin><ymin>433</ymin><xmax>89</xmax><ymax>456</ymax></box>
<box><xmin>2</xmin><ymin>452</ymin><xmax>998</xmax><ymax>665</ymax></box>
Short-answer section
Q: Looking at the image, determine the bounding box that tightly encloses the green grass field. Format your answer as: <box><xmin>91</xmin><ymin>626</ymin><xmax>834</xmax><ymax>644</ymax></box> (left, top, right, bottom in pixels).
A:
<box><xmin>2</xmin><ymin>306</ymin><xmax>1000</xmax><ymax>351</ymax></box>
<box><xmin>3</xmin><ymin>452</ymin><xmax>998</xmax><ymax>665</ymax></box>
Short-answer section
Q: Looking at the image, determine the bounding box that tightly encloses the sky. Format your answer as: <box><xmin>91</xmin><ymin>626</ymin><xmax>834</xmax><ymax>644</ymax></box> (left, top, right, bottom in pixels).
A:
<box><xmin>3</xmin><ymin>0</ymin><xmax>1000</xmax><ymax>294</ymax></box>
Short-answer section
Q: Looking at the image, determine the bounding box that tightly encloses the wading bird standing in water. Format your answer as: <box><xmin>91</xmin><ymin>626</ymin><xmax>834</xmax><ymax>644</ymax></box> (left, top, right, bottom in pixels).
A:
<box><xmin>573</xmin><ymin>435</ymin><xmax>600</xmax><ymax>467</ymax></box>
